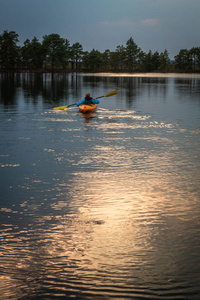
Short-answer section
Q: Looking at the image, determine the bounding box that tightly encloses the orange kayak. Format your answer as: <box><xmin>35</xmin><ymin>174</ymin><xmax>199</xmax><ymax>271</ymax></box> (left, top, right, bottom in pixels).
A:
<box><xmin>79</xmin><ymin>104</ymin><xmax>97</xmax><ymax>113</ymax></box>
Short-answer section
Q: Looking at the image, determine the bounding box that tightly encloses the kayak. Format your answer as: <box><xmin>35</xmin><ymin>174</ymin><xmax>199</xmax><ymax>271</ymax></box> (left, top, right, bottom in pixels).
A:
<box><xmin>79</xmin><ymin>103</ymin><xmax>97</xmax><ymax>113</ymax></box>
<box><xmin>53</xmin><ymin>91</ymin><xmax>118</xmax><ymax>111</ymax></box>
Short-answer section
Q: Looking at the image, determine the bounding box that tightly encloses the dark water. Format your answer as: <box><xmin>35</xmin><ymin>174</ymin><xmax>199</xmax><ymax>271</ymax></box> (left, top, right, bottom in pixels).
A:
<box><xmin>0</xmin><ymin>73</ymin><xmax>200</xmax><ymax>299</ymax></box>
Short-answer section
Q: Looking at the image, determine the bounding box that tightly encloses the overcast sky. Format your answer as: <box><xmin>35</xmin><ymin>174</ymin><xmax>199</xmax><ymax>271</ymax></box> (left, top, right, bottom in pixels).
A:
<box><xmin>0</xmin><ymin>0</ymin><xmax>199</xmax><ymax>59</ymax></box>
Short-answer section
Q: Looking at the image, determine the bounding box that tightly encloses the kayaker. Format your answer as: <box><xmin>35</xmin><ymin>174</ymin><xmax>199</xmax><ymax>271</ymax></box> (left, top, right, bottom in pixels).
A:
<box><xmin>76</xmin><ymin>92</ymin><xmax>99</xmax><ymax>106</ymax></box>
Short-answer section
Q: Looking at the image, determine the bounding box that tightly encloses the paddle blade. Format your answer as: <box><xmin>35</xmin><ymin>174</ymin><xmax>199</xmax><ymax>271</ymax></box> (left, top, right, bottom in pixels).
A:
<box><xmin>105</xmin><ymin>90</ymin><xmax>118</xmax><ymax>97</ymax></box>
<box><xmin>53</xmin><ymin>106</ymin><xmax>68</xmax><ymax>110</ymax></box>
<box><xmin>53</xmin><ymin>103</ymin><xmax>77</xmax><ymax>110</ymax></box>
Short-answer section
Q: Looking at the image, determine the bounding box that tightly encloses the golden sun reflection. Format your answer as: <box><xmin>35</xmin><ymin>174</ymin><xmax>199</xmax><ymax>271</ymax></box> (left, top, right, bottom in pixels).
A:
<box><xmin>45</xmin><ymin>139</ymin><xmax>199</xmax><ymax>284</ymax></box>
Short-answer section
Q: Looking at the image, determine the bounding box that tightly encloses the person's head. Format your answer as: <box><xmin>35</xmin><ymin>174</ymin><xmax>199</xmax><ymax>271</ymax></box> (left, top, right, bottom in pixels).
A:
<box><xmin>85</xmin><ymin>92</ymin><xmax>90</xmax><ymax>98</ymax></box>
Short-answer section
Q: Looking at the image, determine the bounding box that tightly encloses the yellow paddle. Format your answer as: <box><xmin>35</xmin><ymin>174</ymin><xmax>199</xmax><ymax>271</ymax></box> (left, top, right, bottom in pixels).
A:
<box><xmin>53</xmin><ymin>90</ymin><xmax>118</xmax><ymax>110</ymax></box>
<box><xmin>96</xmin><ymin>90</ymin><xmax>118</xmax><ymax>99</ymax></box>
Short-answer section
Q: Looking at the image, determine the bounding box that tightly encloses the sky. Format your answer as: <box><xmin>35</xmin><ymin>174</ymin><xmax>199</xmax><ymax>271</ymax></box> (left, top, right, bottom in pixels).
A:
<box><xmin>0</xmin><ymin>0</ymin><xmax>199</xmax><ymax>59</ymax></box>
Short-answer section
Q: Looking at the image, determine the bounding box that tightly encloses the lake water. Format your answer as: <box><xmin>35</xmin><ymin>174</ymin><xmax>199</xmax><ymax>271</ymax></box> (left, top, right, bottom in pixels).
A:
<box><xmin>0</xmin><ymin>73</ymin><xmax>200</xmax><ymax>299</ymax></box>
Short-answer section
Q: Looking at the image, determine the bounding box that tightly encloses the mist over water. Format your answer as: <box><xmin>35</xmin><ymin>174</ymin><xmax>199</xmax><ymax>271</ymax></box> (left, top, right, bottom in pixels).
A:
<box><xmin>0</xmin><ymin>73</ymin><xmax>200</xmax><ymax>299</ymax></box>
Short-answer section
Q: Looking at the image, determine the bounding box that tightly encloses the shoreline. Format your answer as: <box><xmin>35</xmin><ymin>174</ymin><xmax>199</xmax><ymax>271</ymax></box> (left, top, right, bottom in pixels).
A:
<box><xmin>1</xmin><ymin>69</ymin><xmax>200</xmax><ymax>78</ymax></box>
<box><xmin>83</xmin><ymin>72</ymin><xmax>200</xmax><ymax>78</ymax></box>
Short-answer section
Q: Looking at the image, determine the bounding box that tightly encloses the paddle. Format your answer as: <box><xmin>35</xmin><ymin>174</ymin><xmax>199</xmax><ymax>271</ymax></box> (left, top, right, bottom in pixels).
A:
<box><xmin>53</xmin><ymin>90</ymin><xmax>118</xmax><ymax>110</ymax></box>
<box><xmin>96</xmin><ymin>90</ymin><xmax>118</xmax><ymax>99</ymax></box>
<box><xmin>53</xmin><ymin>103</ymin><xmax>76</xmax><ymax>110</ymax></box>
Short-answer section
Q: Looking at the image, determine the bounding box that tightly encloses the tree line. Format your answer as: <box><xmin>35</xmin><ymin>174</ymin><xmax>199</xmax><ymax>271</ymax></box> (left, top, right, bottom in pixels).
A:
<box><xmin>0</xmin><ymin>30</ymin><xmax>200</xmax><ymax>72</ymax></box>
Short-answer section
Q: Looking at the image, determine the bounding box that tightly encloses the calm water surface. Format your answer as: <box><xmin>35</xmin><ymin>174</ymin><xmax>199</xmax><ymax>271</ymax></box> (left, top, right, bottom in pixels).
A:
<box><xmin>0</xmin><ymin>73</ymin><xmax>200</xmax><ymax>299</ymax></box>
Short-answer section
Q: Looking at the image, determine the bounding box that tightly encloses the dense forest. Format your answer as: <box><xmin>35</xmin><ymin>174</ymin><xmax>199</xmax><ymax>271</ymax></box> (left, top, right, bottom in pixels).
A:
<box><xmin>0</xmin><ymin>30</ymin><xmax>200</xmax><ymax>72</ymax></box>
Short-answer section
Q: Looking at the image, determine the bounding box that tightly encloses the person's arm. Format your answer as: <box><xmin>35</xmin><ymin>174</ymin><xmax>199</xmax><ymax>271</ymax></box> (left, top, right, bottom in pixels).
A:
<box><xmin>76</xmin><ymin>99</ymin><xmax>85</xmax><ymax>106</ymax></box>
<box><xmin>91</xmin><ymin>98</ymin><xmax>100</xmax><ymax>104</ymax></box>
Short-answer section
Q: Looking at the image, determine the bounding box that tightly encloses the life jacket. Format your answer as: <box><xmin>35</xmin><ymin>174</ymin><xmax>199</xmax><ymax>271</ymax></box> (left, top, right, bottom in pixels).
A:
<box><xmin>85</xmin><ymin>96</ymin><xmax>93</xmax><ymax>105</ymax></box>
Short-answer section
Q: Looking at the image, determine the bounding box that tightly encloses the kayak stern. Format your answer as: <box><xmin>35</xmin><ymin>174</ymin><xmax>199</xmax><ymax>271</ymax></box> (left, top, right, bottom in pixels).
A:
<box><xmin>79</xmin><ymin>104</ymin><xmax>97</xmax><ymax>113</ymax></box>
